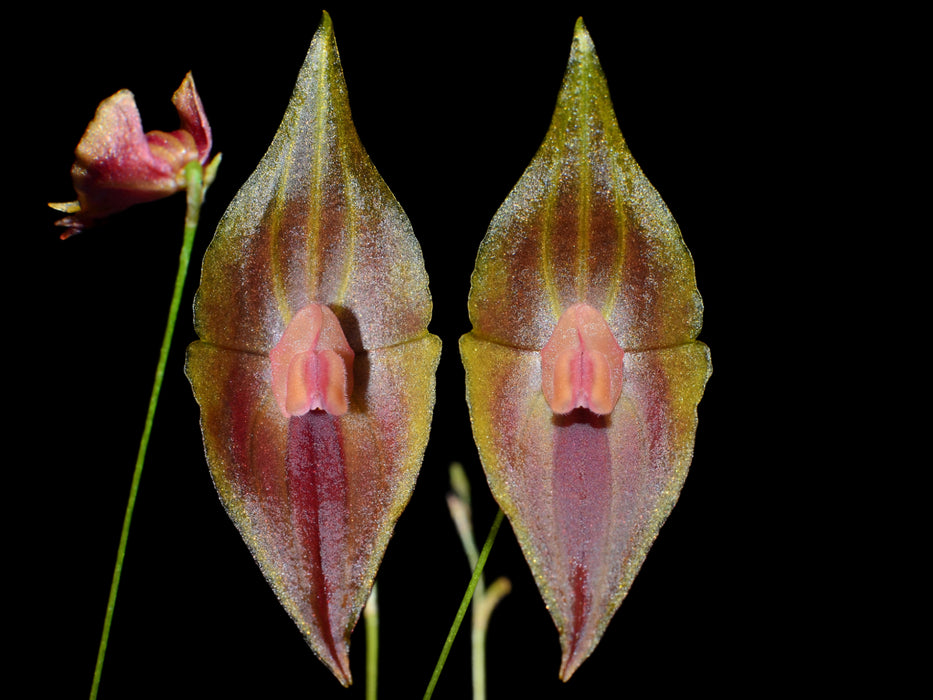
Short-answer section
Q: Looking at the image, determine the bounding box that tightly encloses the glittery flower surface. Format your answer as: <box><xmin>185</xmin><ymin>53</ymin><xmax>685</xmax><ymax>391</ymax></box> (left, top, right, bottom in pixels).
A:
<box><xmin>460</xmin><ymin>19</ymin><xmax>711</xmax><ymax>679</ymax></box>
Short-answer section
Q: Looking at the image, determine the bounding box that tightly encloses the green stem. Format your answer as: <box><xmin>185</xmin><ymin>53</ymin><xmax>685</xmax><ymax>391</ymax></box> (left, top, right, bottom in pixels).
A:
<box><xmin>89</xmin><ymin>162</ymin><xmax>205</xmax><ymax>700</ymax></box>
<box><xmin>471</xmin><ymin>591</ymin><xmax>487</xmax><ymax>700</ymax></box>
<box><xmin>423</xmin><ymin>509</ymin><xmax>505</xmax><ymax>700</ymax></box>
<box><xmin>447</xmin><ymin>463</ymin><xmax>498</xmax><ymax>700</ymax></box>
<box><xmin>472</xmin><ymin>577</ymin><xmax>510</xmax><ymax>700</ymax></box>
<box><xmin>365</xmin><ymin>582</ymin><xmax>379</xmax><ymax>700</ymax></box>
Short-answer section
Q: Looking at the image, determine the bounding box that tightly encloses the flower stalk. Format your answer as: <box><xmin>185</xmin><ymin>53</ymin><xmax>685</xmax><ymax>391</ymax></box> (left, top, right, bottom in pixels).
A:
<box><xmin>365</xmin><ymin>583</ymin><xmax>379</xmax><ymax>700</ymax></box>
<box><xmin>424</xmin><ymin>465</ymin><xmax>508</xmax><ymax>700</ymax></box>
<box><xmin>89</xmin><ymin>160</ymin><xmax>213</xmax><ymax>699</ymax></box>
<box><xmin>446</xmin><ymin>464</ymin><xmax>511</xmax><ymax>700</ymax></box>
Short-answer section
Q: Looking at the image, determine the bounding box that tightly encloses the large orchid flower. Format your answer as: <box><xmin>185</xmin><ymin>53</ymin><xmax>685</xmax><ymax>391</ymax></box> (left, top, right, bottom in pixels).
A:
<box><xmin>186</xmin><ymin>13</ymin><xmax>440</xmax><ymax>686</ymax></box>
<box><xmin>461</xmin><ymin>19</ymin><xmax>711</xmax><ymax>679</ymax></box>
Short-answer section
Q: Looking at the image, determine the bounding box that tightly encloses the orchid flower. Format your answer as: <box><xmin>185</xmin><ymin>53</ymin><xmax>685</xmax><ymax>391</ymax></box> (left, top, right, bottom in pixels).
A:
<box><xmin>461</xmin><ymin>19</ymin><xmax>712</xmax><ymax>679</ymax></box>
<box><xmin>186</xmin><ymin>13</ymin><xmax>440</xmax><ymax>686</ymax></box>
<box><xmin>49</xmin><ymin>71</ymin><xmax>220</xmax><ymax>700</ymax></box>
<box><xmin>49</xmin><ymin>73</ymin><xmax>218</xmax><ymax>239</ymax></box>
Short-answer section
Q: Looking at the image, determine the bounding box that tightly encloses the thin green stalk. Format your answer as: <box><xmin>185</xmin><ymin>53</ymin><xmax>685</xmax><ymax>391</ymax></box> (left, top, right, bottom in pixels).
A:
<box><xmin>472</xmin><ymin>577</ymin><xmax>510</xmax><ymax>700</ymax></box>
<box><xmin>423</xmin><ymin>509</ymin><xmax>505</xmax><ymax>700</ymax></box>
<box><xmin>447</xmin><ymin>463</ymin><xmax>508</xmax><ymax>700</ymax></box>
<box><xmin>365</xmin><ymin>582</ymin><xmax>379</xmax><ymax>700</ymax></box>
<box><xmin>89</xmin><ymin>161</ymin><xmax>206</xmax><ymax>700</ymax></box>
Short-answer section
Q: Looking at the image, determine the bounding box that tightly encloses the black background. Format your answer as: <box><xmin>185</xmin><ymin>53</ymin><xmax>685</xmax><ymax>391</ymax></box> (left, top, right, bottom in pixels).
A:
<box><xmin>16</xmin><ymin>3</ymin><xmax>900</xmax><ymax>698</ymax></box>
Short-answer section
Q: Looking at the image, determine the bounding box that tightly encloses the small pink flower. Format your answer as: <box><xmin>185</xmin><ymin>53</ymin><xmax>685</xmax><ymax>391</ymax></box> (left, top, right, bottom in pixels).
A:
<box><xmin>49</xmin><ymin>72</ymin><xmax>215</xmax><ymax>239</ymax></box>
